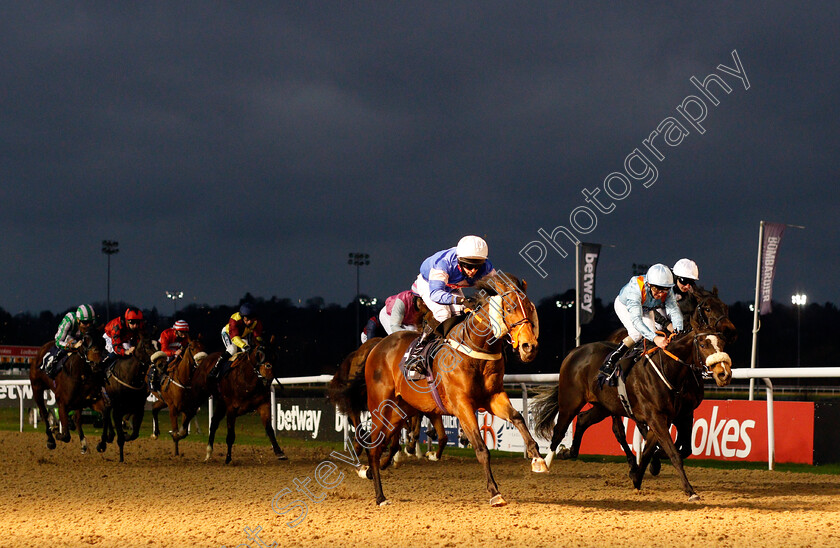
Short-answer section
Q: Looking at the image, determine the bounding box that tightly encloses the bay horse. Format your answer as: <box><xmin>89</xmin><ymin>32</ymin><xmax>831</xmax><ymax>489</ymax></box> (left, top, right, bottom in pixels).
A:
<box><xmin>203</xmin><ymin>339</ymin><xmax>287</xmax><ymax>464</ymax></box>
<box><xmin>571</xmin><ymin>288</ymin><xmax>737</xmax><ymax>474</ymax></box>
<box><xmin>149</xmin><ymin>338</ymin><xmax>207</xmax><ymax>455</ymax></box>
<box><xmin>531</xmin><ymin>321</ymin><xmax>732</xmax><ymax>500</ymax></box>
<box><xmin>339</xmin><ymin>272</ymin><xmax>545</xmax><ymax>506</ymax></box>
<box><xmin>98</xmin><ymin>333</ymin><xmax>155</xmax><ymax>462</ymax></box>
<box><xmin>327</xmin><ymin>337</ymin><xmax>449</xmax><ymax>465</ymax></box>
<box><xmin>29</xmin><ymin>331</ymin><xmax>105</xmax><ymax>453</ymax></box>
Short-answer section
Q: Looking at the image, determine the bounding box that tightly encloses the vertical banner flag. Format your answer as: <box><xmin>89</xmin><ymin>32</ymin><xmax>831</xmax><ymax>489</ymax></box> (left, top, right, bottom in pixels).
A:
<box><xmin>578</xmin><ymin>243</ymin><xmax>601</xmax><ymax>324</ymax></box>
<box><xmin>759</xmin><ymin>223</ymin><xmax>786</xmax><ymax>315</ymax></box>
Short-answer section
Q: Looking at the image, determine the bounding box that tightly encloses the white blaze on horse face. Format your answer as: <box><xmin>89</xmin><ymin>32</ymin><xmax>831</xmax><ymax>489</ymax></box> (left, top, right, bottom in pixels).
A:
<box><xmin>488</xmin><ymin>295</ymin><xmax>508</xmax><ymax>339</ymax></box>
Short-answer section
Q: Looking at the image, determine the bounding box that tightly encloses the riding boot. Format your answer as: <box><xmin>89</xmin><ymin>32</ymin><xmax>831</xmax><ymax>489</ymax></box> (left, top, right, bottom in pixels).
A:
<box><xmin>207</xmin><ymin>352</ymin><xmax>229</xmax><ymax>383</ymax></box>
<box><xmin>405</xmin><ymin>324</ymin><xmax>433</xmax><ymax>379</ymax></box>
<box><xmin>598</xmin><ymin>340</ymin><xmax>632</xmax><ymax>387</ymax></box>
<box><xmin>148</xmin><ymin>367</ymin><xmax>159</xmax><ymax>392</ymax></box>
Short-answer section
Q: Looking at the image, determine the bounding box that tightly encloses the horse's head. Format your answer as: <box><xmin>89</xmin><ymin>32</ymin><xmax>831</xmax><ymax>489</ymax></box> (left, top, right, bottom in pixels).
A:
<box><xmin>691</xmin><ymin>287</ymin><xmax>738</xmax><ymax>344</ymax></box>
<box><xmin>474</xmin><ymin>273</ymin><xmax>539</xmax><ymax>362</ymax></box>
<box><xmin>81</xmin><ymin>333</ymin><xmax>105</xmax><ymax>367</ymax></box>
<box><xmin>185</xmin><ymin>338</ymin><xmax>207</xmax><ymax>371</ymax></box>
<box><xmin>250</xmin><ymin>335</ymin><xmax>278</xmax><ymax>382</ymax></box>
<box><xmin>686</xmin><ymin>328</ymin><xmax>732</xmax><ymax>387</ymax></box>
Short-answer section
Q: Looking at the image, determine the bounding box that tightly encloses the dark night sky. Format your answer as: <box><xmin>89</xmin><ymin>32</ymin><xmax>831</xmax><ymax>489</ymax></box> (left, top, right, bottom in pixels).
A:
<box><xmin>1</xmin><ymin>3</ymin><xmax>837</xmax><ymax>316</ymax></box>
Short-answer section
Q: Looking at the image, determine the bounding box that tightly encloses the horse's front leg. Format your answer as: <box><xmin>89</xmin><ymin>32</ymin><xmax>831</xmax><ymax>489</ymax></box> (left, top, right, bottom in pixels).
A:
<box><xmin>224</xmin><ymin>412</ymin><xmax>238</xmax><ymax>464</ymax></box>
<box><xmin>76</xmin><ymin>411</ymin><xmax>88</xmax><ymax>454</ymax></box>
<box><xmin>646</xmin><ymin>415</ymin><xmax>699</xmax><ymax>501</ymax></box>
<box><xmin>33</xmin><ymin>385</ymin><xmax>57</xmax><ymax>450</ymax></box>
<box><xmin>258</xmin><ymin>402</ymin><xmax>287</xmax><ymax>461</ymax></box>
<box><xmin>97</xmin><ymin>406</ymin><xmax>112</xmax><ymax>453</ymax></box>
<box><xmin>205</xmin><ymin>401</ymin><xmax>226</xmax><ymax>462</ymax></box>
<box><xmin>56</xmin><ymin>402</ymin><xmax>72</xmax><ymax>443</ymax></box>
<box><xmin>151</xmin><ymin>399</ymin><xmax>166</xmax><ymax>440</ymax></box>
<box><xmin>115</xmin><ymin>410</ymin><xmax>127</xmax><ymax>463</ymax></box>
<box><xmin>430</xmin><ymin>414</ymin><xmax>448</xmax><ymax>461</ymax></box>
<box><xmin>488</xmin><ymin>393</ymin><xmax>547</xmax><ymax>472</ymax></box>
<box><xmin>456</xmin><ymin>407</ymin><xmax>504</xmax><ymax>506</ymax></box>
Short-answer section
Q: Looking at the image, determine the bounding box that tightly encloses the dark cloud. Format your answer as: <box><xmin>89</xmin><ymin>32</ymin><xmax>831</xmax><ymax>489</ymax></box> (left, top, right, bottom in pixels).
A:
<box><xmin>0</xmin><ymin>2</ymin><xmax>836</xmax><ymax>316</ymax></box>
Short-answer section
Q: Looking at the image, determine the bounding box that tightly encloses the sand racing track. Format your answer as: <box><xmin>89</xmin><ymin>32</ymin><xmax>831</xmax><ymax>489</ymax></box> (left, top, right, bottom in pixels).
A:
<box><xmin>2</xmin><ymin>430</ymin><xmax>839</xmax><ymax>547</ymax></box>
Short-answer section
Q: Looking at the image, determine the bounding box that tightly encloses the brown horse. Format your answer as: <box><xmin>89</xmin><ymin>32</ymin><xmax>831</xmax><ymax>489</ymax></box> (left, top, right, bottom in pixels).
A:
<box><xmin>531</xmin><ymin>320</ymin><xmax>732</xmax><ymax>500</ymax></box>
<box><xmin>149</xmin><ymin>338</ymin><xmax>207</xmax><ymax>455</ymax></box>
<box><xmin>98</xmin><ymin>333</ymin><xmax>155</xmax><ymax>462</ymax></box>
<box><xmin>203</xmin><ymin>340</ymin><xmax>287</xmax><ymax>464</ymax></box>
<box><xmin>338</xmin><ymin>273</ymin><xmax>545</xmax><ymax>506</ymax></box>
<box><xmin>328</xmin><ymin>337</ymin><xmax>449</xmax><ymax>465</ymax></box>
<box><xmin>29</xmin><ymin>332</ymin><xmax>105</xmax><ymax>453</ymax></box>
<box><xmin>575</xmin><ymin>288</ymin><xmax>737</xmax><ymax>474</ymax></box>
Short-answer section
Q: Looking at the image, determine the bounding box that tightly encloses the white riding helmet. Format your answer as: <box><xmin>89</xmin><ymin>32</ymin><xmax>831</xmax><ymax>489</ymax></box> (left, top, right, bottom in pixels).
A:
<box><xmin>646</xmin><ymin>264</ymin><xmax>674</xmax><ymax>287</ymax></box>
<box><xmin>672</xmin><ymin>258</ymin><xmax>699</xmax><ymax>281</ymax></box>
<box><xmin>455</xmin><ymin>235</ymin><xmax>489</xmax><ymax>261</ymax></box>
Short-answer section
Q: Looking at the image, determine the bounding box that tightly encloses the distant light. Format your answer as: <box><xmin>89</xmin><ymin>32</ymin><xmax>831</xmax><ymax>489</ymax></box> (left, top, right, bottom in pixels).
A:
<box><xmin>555</xmin><ymin>300</ymin><xmax>574</xmax><ymax>309</ymax></box>
<box><xmin>791</xmin><ymin>293</ymin><xmax>807</xmax><ymax>306</ymax></box>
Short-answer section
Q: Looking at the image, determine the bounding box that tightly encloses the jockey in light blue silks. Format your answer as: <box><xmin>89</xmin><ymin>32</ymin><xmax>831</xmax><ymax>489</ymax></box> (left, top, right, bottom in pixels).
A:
<box><xmin>599</xmin><ymin>263</ymin><xmax>684</xmax><ymax>384</ymax></box>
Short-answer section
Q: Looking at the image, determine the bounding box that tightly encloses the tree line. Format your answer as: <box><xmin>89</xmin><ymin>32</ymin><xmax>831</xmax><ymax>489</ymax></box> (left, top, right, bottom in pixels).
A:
<box><xmin>2</xmin><ymin>291</ymin><xmax>838</xmax><ymax>379</ymax></box>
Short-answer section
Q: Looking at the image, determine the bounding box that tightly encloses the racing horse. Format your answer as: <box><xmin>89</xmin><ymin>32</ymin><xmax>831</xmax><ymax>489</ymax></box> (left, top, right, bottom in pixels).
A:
<box><xmin>98</xmin><ymin>332</ymin><xmax>155</xmax><ymax>462</ymax></box>
<box><xmin>531</xmin><ymin>320</ymin><xmax>732</xmax><ymax>500</ymax></box>
<box><xmin>328</xmin><ymin>337</ymin><xmax>450</xmax><ymax>465</ymax></box>
<box><xmin>29</xmin><ymin>331</ymin><xmax>105</xmax><ymax>453</ymax></box>
<box><xmin>203</xmin><ymin>338</ymin><xmax>287</xmax><ymax>464</ymax></box>
<box><xmin>338</xmin><ymin>272</ymin><xmax>545</xmax><ymax>506</ymax></box>
<box><xmin>571</xmin><ymin>287</ymin><xmax>737</xmax><ymax>474</ymax></box>
<box><xmin>149</xmin><ymin>338</ymin><xmax>207</xmax><ymax>455</ymax></box>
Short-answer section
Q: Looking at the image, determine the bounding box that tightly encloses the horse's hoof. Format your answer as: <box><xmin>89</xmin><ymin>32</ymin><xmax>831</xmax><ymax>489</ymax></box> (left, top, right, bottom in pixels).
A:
<box><xmin>531</xmin><ymin>457</ymin><xmax>548</xmax><ymax>473</ymax></box>
<box><xmin>96</xmin><ymin>443</ymin><xmax>106</xmax><ymax>453</ymax></box>
<box><xmin>557</xmin><ymin>445</ymin><xmax>572</xmax><ymax>459</ymax></box>
<box><xmin>205</xmin><ymin>446</ymin><xmax>213</xmax><ymax>462</ymax></box>
<box><xmin>425</xmin><ymin>452</ymin><xmax>439</xmax><ymax>462</ymax></box>
<box><xmin>688</xmin><ymin>493</ymin><xmax>701</xmax><ymax>502</ymax></box>
<box><xmin>489</xmin><ymin>494</ymin><xmax>507</xmax><ymax>507</ymax></box>
<box><xmin>378</xmin><ymin>499</ymin><xmax>390</xmax><ymax>507</ymax></box>
<box><xmin>393</xmin><ymin>451</ymin><xmax>406</xmax><ymax>464</ymax></box>
<box><xmin>276</xmin><ymin>450</ymin><xmax>288</xmax><ymax>461</ymax></box>
<box><xmin>544</xmin><ymin>451</ymin><xmax>555</xmax><ymax>469</ymax></box>
<box><xmin>150</xmin><ymin>433</ymin><xmax>158</xmax><ymax>440</ymax></box>
<box><xmin>357</xmin><ymin>465</ymin><xmax>370</xmax><ymax>479</ymax></box>
<box><xmin>649</xmin><ymin>459</ymin><xmax>661</xmax><ymax>477</ymax></box>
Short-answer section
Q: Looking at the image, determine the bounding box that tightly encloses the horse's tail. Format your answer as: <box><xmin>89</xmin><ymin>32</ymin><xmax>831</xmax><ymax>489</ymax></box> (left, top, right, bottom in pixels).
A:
<box><xmin>531</xmin><ymin>384</ymin><xmax>560</xmax><ymax>441</ymax></box>
<box><xmin>329</xmin><ymin>372</ymin><xmax>368</xmax><ymax>417</ymax></box>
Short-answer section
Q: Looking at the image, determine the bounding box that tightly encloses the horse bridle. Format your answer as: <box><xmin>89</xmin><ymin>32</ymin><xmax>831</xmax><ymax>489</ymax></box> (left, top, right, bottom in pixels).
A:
<box><xmin>496</xmin><ymin>289</ymin><xmax>534</xmax><ymax>349</ymax></box>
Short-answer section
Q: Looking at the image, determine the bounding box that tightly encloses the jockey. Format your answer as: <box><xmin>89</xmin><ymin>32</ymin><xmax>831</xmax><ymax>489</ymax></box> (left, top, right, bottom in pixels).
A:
<box><xmin>599</xmin><ymin>264</ymin><xmax>684</xmax><ymax>383</ymax></box>
<box><xmin>43</xmin><ymin>304</ymin><xmax>95</xmax><ymax>377</ymax></box>
<box><xmin>207</xmin><ymin>303</ymin><xmax>263</xmax><ymax>382</ymax></box>
<box><xmin>405</xmin><ymin>235</ymin><xmax>496</xmax><ymax>377</ymax></box>
<box><xmin>160</xmin><ymin>320</ymin><xmax>191</xmax><ymax>358</ymax></box>
<box><xmin>672</xmin><ymin>257</ymin><xmax>700</xmax><ymax>319</ymax></box>
<box><xmin>379</xmin><ymin>290</ymin><xmax>426</xmax><ymax>336</ymax></box>
<box><xmin>55</xmin><ymin>304</ymin><xmax>95</xmax><ymax>351</ymax></box>
<box><xmin>103</xmin><ymin>307</ymin><xmax>145</xmax><ymax>357</ymax></box>
<box><xmin>148</xmin><ymin>320</ymin><xmax>190</xmax><ymax>391</ymax></box>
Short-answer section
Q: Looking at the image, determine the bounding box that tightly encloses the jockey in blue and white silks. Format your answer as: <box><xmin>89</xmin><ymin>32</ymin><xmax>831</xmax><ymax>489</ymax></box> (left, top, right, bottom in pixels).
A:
<box><xmin>405</xmin><ymin>235</ymin><xmax>495</xmax><ymax>378</ymax></box>
<box><xmin>412</xmin><ymin>236</ymin><xmax>496</xmax><ymax>323</ymax></box>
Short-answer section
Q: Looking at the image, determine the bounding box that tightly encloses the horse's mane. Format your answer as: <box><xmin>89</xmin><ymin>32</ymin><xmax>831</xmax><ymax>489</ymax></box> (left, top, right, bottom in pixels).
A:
<box><xmin>473</xmin><ymin>273</ymin><xmax>526</xmax><ymax>297</ymax></box>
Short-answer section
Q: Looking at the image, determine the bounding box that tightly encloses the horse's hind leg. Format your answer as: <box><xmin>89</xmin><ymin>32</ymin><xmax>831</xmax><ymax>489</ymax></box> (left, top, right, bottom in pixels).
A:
<box><xmin>33</xmin><ymin>385</ymin><xmax>57</xmax><ymax>450</ymax></box>
<box><xmin>57</xmin><ymin>403</ymin><xmax>72</xmax><ymax>443</ymax></box>
<box><xmin>488</xmin><ymin>393</ymin><xmax>547</xmax><ymax>472</ymax></box>
<box><xmin>258</xmin><ymin>402</ymin><xmax>287</xmax><ymax>461</ymax></box>
<box><xmin>97</xmin><ymin>406</ymin><xmax>112</xmax><ymax>453</ymax></box>
<box><xmin>568</xmin><ymin>406</ymin><xmax>610</xmax><ymax>459</ymax></box>
<box><xmin>430</xmin><ymin>414</ymin><xmax>448</xmax><ymax>461</ymax></box>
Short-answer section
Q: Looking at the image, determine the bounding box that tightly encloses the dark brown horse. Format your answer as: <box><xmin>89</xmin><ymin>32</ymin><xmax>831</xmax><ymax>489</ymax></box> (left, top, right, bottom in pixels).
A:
<box><xmin>29</xmin><ymin>332</ymin><xmax>105</xmax><ymax>453</ymax></box>
<box><xmin>327</xmin><ymin>336</ymin><xmax>449</xmax><ymax>466</ymax></box>
<box><xmin>337</xmin><ymin>273</ymin><xmax>545</xmax><ymax>506</ymax></box>
<box><xmin>532</xmin><ymin>320</ymin><xmax>732</xmax><ymax>500</ymax></box>
<box><xmin>574</xmin><ymin>288</ymin><xmax>737</xmax><ymax>474</ymax></box>
<box><xmin>98</xmin><ymin>333</ymin><xmax>155</xmax><ymax>462</ymax></box>
<box><xmin>149</xmin><ymin>338</ymin><xmax>207</xmax><ymax>455</ymax></box>
<box><xmin>203</xmin><ymin>340</ymin><xmax>287</xmax><ymax>464</ymax></box>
